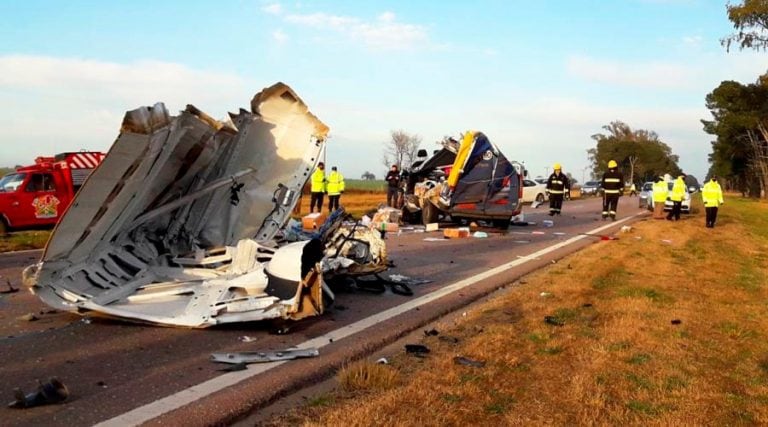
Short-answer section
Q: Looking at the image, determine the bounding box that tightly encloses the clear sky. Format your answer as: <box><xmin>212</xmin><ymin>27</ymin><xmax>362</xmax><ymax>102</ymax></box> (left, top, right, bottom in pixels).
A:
<box><xmin>1</xmin><ymin>0</ymin><xmax>766</xmax><ymax>182</ymax></box>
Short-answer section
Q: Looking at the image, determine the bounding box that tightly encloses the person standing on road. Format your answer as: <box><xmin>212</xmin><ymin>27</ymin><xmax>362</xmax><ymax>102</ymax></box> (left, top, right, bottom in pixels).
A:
<box><xmin>629</xmin><ymin>182</ymin><xmax>637</xmax><ymax>197</ymax></box>
<box><xmin>601</xmin><ymin>160</ymin><xmax>624</xmax><ymax>221</ymax></box>
<box><xmin>652</xmin><ymin>176</ymin><xmax>668</xmax><ymax>219</ymax></box>
<box><xmin>385</xmin><ymin>164</ymin><xmax>401</xmax><ymax>208</ymax></box>
<box><xmin>666</xmin><ymin>174</ymin><xmax>686</xmax><ymax>221</ymax></box>
<box><xmin>310</xmin><ymin>162</ymin><xmax>326</xmax><ymax>213</ymax></box>
<box><xmin>545</xmin><ymin>163</ymin><xmax>569</xmax><ymax>216</ymax></box>
<box><xmin>702</xmin><ymin>176</ymin><xmax>724</xmax><ymax>228</ymax></box>
<box><xmin>326</xmin><ymin>166</ymin><xmax>345</xmax><ymax>212</ymax></box>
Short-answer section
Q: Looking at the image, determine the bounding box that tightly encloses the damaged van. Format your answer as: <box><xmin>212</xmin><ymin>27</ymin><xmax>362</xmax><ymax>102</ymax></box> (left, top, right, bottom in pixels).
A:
<box><xmin>402</xmin><ymin>131</ymin><xmax>524</xmax><ymax>228</ymax></box>
<box><xmin>22</xmin><ymin>83</ymin><xmax>386</xmax><ymax>328</ymax></box>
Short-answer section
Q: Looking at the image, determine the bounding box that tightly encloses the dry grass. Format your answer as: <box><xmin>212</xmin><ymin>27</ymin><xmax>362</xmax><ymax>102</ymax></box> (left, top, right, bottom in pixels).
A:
<box><xmin>0</xmin><ymin>230</ymin><xmax>50</xmax><ymax>252</ymax></box>
<box><xmin>337</xmin><ymin>361</ymin><xmax>401</xmax><ymax>392</ymax></box>
<box><xmin>264</xmin><ymin>196</ymin><xmax>768</xmax><ymax>426</ymax></box>
<box><xmin>295</xmin><ymin>192</ymin><xmax>386</xmax><ymax>219</ymax></box>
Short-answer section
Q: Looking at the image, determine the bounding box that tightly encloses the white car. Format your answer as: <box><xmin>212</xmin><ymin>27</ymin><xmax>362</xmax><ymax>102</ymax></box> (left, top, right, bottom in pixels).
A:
<box><xmin>649</xmin><ymin>181</ymin><xmax>690</xmax><ymax>213</ymax></box>
<box><xmin>522</xmin><ymin>179</ymin><xmax>548</xmax><ymax>204</ymax></box>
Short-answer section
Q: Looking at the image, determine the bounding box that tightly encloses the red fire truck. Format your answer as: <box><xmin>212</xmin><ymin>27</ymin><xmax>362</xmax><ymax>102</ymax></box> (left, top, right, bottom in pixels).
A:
<box><xmin>0</xmin><ymin>152</ymin><xmax>105</xmax><ymax>234</ymax></box>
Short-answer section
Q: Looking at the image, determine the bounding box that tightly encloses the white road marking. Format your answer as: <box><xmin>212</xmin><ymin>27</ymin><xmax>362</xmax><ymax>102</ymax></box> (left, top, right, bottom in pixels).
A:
<box><xmin>96</xmin><ymin>213</ymin><xmax>643</xmax><ymax>427</ymax></box>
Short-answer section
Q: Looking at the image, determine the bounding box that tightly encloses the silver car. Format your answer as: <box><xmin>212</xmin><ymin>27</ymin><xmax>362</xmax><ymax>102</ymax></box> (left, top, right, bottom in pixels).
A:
<box><xmin>638</xmin><ymin>182</ymin><xmax>654</xmax><ymax>209</ymax></box>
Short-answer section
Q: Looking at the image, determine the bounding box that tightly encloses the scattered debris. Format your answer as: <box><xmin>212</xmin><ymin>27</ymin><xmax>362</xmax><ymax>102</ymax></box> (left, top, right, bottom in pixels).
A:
<box><xmin>620</xmin><ymin>225</ymin><xmax>633</xmax><ymax>233</ymax></box>
<box><xmin>424</xmin><ymin>328</ymin><xmax>439</xmax><ymax>336</ymax></box>
<box><xmin>453</xmin><ymin>356</ymin><xmax>486</xmax><ymax>368</ymax></box>
<box><xmin>405</xmin><ymin>344</ymin><xmax>430</xmax><ymax>355</ymax></box>
<box><xmin>8</xmin><ymin>378</ymin><xmax>69</xmax><ymax>409</ymax></box>
<box><xmin>376</xmin><ymin>357</ymin><xmax>389</xmax><ymax>365</ymax></box>
<box><xmin>423</xmin><ymin>237</ymin><xmax>447</xmax><ymax>242</ymax></box>
<box><xmin>582</xmin><ymin>303</ymin><xmax>593</xmax><ymax>308</ymax></box>
<box><xmin>671</xmin><ymin>319</ymin><xmax>682</xmax><ymax>325</ymax></box>
<box><xmin>1</xmin><ymin>279</ymin><xmax>18</xmax><ymax>294</ymax></box>
<box><xmin>238</xmin><ymin>336</ymin><xmax>257</xmax><ymax>343</ymax></box>
<box><xmin>531</xmin><ymin>200</ymin><xmax>543</xmax><ymax>209</ymax></box>
<box><xmin>80</xmin><ymin>317</ymin><xmax>92</xmax><ymax>325</ymax></box>
<box><xmin>544</xmin><ymin>316</ymin><xmax>565</xmax><ymax>326</ymax></box>
<box><xmin>472</xmin><ymin>231</ymin><xmax>488</xmax><ymax>238</ymax></box>
<box><xmin>438</xmin><ymin>336</ymin><xmax>460</xmax><ymax>344</ymax></box>
<box><xmin>540</xmin><ymin>292</ymin><xmax>552</xmax><ymax>298</ymax></box>
<box><xmin>386</xmin><ymin>274</ymin><xmax>431</xmax><ymax>286</ymax></box>
<box><xmin>211</xmin><ymin>348</ymin><xmax>319</xmax><ymax>364</ymax></box>
<box><xmin>444</xmin><ymin>227</ymin><xmax>470</xmax><ymax>239</ymax></box>
<box><xmin>425</xmin><ymin>223</ymin><xmax>439</xmax><ymax>232</ymax></box>
<box><xmin>270</xmin><ymin>326</ymin><xmax>292</xmax><ymax>335</ymax></box>
<box><xmin>661</xmin><ymin>239</ymin><xmax>673</xmax><ymax>244</ymax></box>
<box><xmin>96</xmin><ymin>381</ymin><xmax>107</xmax><ymax>388</ymax></box>
<box><xmin>542</xmin><ymin>220</ymin><xmax>554</xmax><ymax>227</ymax></box>
<box><xmin>17</xmin><ymin>313</ymin><xmax>38</xmax><ymax>322</ymax></box>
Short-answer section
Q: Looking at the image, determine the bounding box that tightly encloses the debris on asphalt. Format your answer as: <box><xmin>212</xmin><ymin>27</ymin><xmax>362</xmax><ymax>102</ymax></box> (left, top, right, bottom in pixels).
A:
<box><xmin>453</xmin><ymin>356</ymin><xmax>486</xmax><ymax>368</ymax></box>
<box><xmin>542</xmin><ymin>220</ymin><xmax>554</xmax><ymax>227</ymax></box>
<box><xmin>270</xmin><ymin>326</ymin><xmax>292</xmax><ymax>335</ymax></box>
<box><xmin>423</xmin><ymin>237</ymin><xmax>446</xmax><ymax>242</ymax></box>
<box><xmin>17</xmin><ymin>313</ymin><xmax>38</xmax><ymax>322</ymax></box>
<box><xmin>211</xmin><ymin>348</ymin><xmax>320</xmax><ymax>365</ymax></box>
<box><xmin>386</xmin><ymin>274</ymin><xmax>431</xmax><ymax>286</ymax></box>
<box><xmin>405</xmin><ymin>344</ymin><xmax>430</xmax><ymax>355</ymax></box>
<box><xmin>472</xmin><ymin>231</ymin><xmax>488</xmax><ymax>238</ymax></box>
<box><xmin>424</xmin><ymin>328</ymin><xmax>439</xmax><ymax>336</ymax></box>
<box><xmin>8</xmin><ymin>378</ymin><xmax>69</xmax><ymax>409</ymax></box>
<box><xmin>1</xmin><ymin>279</ymin><xmax>19</xmax><ymax>294</ymax></box>
<box><xmin>425</xmin><ymin>223</ymin><xmax>439</xmax><ymax>232</ymax></box>
<box><xmin>238</xmin><ymin>336</ymin><xmax>257</xmax><ymax>343</ymax></box>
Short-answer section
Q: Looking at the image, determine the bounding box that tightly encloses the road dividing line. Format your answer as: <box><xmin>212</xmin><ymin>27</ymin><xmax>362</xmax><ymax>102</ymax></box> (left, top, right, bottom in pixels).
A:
<box><xmin>97</xmin><ymin>213</ymin><xmax>643</xmax><ymax>427</ymax></box>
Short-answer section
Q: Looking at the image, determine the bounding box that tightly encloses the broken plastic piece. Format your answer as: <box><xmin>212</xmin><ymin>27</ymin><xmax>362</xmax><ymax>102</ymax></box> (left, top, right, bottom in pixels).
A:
<box><xmin>453</xmin><ymin>356</ymin><xmax>486</xmax><ymax>368</ymax></box>
<box><xmin>8</xmin><ymin>378</ymin><xmax>69</xmax><ymax>409</ymax></box>
<box><xmin>211</xmin><ymin>348</ymin><xmax>319</xmax><ymax>364</ymax></box>
<box><xmin>404</xmin><ymin>344</ymin><xmax>430</xmax><ymax>355</ymax></box>
<box><xmin>544</xmin><ymin>315</ymin><xmax>565</xmax><ymax>326</ymax></box>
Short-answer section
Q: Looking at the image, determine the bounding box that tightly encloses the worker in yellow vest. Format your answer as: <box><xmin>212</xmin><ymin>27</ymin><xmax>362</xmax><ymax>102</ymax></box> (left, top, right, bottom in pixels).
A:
<box><xmin>310</xmin><ymin>162</ymin><xmax>327</xmax><ymax>213</ymax></box>
<box><xmin>326</xmin><ymin>166</ymin><xmax>345</xmax><ymax>212</ymax></box>
<box><xmin>702</xmin><ymin>176</ymin><xmax>724</xmax><ymax>228</ymax></box>
<box><xmin>651</xmin><ymin>176</ymin><xmax>668</xmax><ymax>219</ymax></box>
<box><xmin>666</xmin><ymin>174</ymin><xmax>686</xmax><ymax>221</ymax></box>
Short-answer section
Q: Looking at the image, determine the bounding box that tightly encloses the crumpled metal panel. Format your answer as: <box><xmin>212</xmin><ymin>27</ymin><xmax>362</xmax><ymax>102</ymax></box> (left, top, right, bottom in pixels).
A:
<box><xmin>24</xmin><ymin>83</ymin><xmax>333</xmax><ymax>327</ymax></box>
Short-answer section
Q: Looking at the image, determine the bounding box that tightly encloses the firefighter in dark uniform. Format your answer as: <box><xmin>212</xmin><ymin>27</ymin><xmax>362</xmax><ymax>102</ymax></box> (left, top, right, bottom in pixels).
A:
<box><xmin>546</xmin><ymin>163</ymin><xmax>569</xmax><ymax>216</ymax></box>
<box><xmin>601</xmin><ymin>160</ymin><xmax>624</xmax><ymax>221</ymax></box>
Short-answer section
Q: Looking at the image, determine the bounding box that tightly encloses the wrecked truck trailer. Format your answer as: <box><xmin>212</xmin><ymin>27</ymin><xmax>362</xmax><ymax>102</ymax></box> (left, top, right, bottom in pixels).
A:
<box><xmin>402</xmin><ymin>131</ymin><xmax>525</xmax><ymax>227</ymax></box>
<box><xmin>22</xmin><ymin>82</ymin><xmax>386</xmax><ymax>328</ymax></box>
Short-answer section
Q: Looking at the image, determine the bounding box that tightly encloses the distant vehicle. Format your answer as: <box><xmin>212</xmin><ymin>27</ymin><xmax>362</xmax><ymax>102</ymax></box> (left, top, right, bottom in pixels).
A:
<box><xmin>0</xmin><ymin>152</ymin><xmax>105</xmax><ymax>234</ymax></box>
<box><xmin>402</xmin><ymin>131</ymin><xmax>524</xmax><ymax>228</ymax></box>
<box><xmin>522</xmin><ymin>179</ymin><xmax>548</xmax><ymax>204</ymax></box>
<box><xmin>638</xmin><ymin>181</ymin><xmax>654</xmax><ymax>209</ymax></box>
<box><xmin>581</xmin><ymin>180</ymin><xmax>601</xmax><ymax>196</ymax></box>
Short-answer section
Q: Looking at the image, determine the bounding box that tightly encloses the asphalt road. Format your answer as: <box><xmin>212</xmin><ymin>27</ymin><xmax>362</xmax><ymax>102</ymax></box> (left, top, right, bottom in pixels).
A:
<box><xmin>0</xmin><ymin>196</ymin><xmax>647</xmax><ymax>426</ymax></box>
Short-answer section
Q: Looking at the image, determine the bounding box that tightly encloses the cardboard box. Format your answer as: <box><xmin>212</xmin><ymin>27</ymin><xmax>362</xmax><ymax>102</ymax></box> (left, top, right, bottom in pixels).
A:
<box><xmin>302</xmin><ymin>212</ymin><xmax>327</xmax><ymax>230</ymax></box>
<box><xmin>372</xmin><ymin>222</ymin><xmax>399</xmax><ymax>232</ymax></box>
<box><xmin>443</xmin><ymin>228</ymin><xmax>470</xmax><ymax>239</ymax></box>
<box><xmin>425</xmin><ymin>223</ymin><xmax>439</xmax><ymax>232</ymax></box>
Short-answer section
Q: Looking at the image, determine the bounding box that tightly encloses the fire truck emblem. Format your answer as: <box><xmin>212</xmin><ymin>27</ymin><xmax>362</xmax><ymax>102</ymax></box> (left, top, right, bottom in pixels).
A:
<box><xmin>32</xmin><ymin>194</ymin><xmax>60</xmax><ymax>219</ymax></box>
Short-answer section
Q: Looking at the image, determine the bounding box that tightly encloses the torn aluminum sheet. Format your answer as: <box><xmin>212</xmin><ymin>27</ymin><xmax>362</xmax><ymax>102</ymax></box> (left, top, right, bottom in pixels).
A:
<box><xmin>211</xmin><ymin>348</ymin><xmax>319</xmax><ymax>364</ymax></box>
<box><xmin>23</xmin><ymin>82</ymin><xmax>338</xmax><ymax>327</ymax></box>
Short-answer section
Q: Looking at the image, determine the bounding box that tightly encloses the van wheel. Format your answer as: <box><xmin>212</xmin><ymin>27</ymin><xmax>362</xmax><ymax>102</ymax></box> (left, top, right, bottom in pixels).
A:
<box><xmin>536</xmin><ymin>193</ymin><xmax>545</xmax><ymax>203</ymax></box>
<box><xmin>492</xmin><ymin>218</ymin><xmax>511</xmax><ymax>229</ymax></box>
<box><xmin>422</xmin><ymin>202</ymin><xmax>438</xmax><ymax>226</ymax></box>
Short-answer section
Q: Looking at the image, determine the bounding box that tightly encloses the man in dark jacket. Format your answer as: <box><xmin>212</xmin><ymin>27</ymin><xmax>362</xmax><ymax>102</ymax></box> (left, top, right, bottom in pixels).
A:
<box><xmin>385</xmin><ymin>164</ymin><xmax>401</xmax><ymax>207</ymax></box>
<box><xmin>546</xmin><ymin>163</ymin><xmax>569</xmax><ymax>216</ymax></box>
<box><xmin>601</xmin><ymin>160</ymin><xmax>624</xmax><ymax>221</ymax></box>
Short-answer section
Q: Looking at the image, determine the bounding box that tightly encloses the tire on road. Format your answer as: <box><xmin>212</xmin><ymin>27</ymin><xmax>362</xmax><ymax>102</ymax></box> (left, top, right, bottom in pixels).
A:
<box><xmin>536</xmin><ymin>193</ymin><xmax>545</xmax><ymax>203</ymax></box>
<box><xmin>422</xmin><ymin>201</ymin><xmax>438</xmax><ymax>226</ymax></box>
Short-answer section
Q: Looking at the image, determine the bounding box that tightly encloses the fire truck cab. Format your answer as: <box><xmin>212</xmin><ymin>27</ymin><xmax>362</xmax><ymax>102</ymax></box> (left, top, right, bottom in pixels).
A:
<box><xmin>0</xmin><ymin>152</ymin><xmax>105</xmax><ymax>234</ymax></box>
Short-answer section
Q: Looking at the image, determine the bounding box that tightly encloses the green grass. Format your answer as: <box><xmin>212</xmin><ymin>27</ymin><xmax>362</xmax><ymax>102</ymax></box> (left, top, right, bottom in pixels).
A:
<box><xmin>0</xmin><ymin>230</ymin><xmax>50</xmax><ymax>252</ymax></box>
<box><xmin>342</xmin><ymin>179</ymin><xmax>387</xmax><ymax>193</ymax></box>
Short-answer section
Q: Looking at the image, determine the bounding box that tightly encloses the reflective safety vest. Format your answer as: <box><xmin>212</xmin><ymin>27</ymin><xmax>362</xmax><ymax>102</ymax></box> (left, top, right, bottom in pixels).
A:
<box><xmin>602</xmin><ymin>169</ymin><xmax>624</xmax><ymax>195</ymax></box>
<box><xmin>701</xmin><ymin>180</ymin><xmax>723</xmax><ymax>207</ymax></box>
<box><xmin>670</xmin><ymin>178</ymin><xmax>686</xmax><ymax>202</ymax></box>
<box><xmin>311</xmin><ymin>168</ymin><xmax>326</xmax><ymax>193</ymax></box>
<box><xmin>326</xmin><ymin>171</ymin><xmax>345</xmax><ymax>196</ymax></box>
<box><xmin>652</xmin><ymin>181</ymin><xmax>668</xmax><ymax>203</ymax></box>
<box><xmin>546</xmin><ymin>172</ymin><xmax>569</xmax><ymax>194</ymax></box>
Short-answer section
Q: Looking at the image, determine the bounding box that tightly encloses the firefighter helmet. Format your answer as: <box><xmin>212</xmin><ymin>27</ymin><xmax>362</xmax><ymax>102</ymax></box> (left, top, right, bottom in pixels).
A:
<box><xmin>608</xmin><ymin>160</ymin><xmax>618</xmax><ymax>168</ymax></box>
<box><xmin>553</xmin><ymin>163</ymin><xmax>561</xmax><ymax>170</ymax></box>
